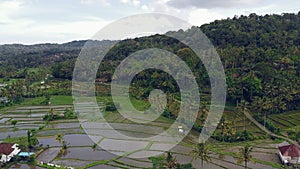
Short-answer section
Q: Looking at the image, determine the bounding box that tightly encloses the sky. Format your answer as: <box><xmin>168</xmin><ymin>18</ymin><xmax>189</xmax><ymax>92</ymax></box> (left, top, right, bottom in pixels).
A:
<box><xmin>0</xmin><ymin>0</ymin><xmax>299</xmax><ymax>44</ymax></box>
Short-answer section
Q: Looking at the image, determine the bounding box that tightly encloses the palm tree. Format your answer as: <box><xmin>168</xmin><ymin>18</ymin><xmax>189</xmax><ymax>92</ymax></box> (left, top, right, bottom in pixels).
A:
<box><xmin>219</xmin><ymin>117</ymin><xmax>232</xmax><ymax>141</ymax></box>
<box><xmin>56</xmin><ymin>133</ymin><xmax>68</xmax><ymax>155</ymax></box>
<box><xmin>251</xmin><ymin>96</ymin><xmax>263</xmax><ymax>118</ymax></box>
<box><xmin>237</xmin><ymin>145</ymin><xmax>253</xmax><ymax>169</ymax></box>
<box><xmin>27</xmin><ymin>130</ymin><xmax>31</xmax><ymax>149</ymax></box>
<box><xmin>56</xmin><ymin>133</ymin><xmax>63</xmax><ymax>144</ymax></box>
<box><xmin>191</xmin><ymin>143</ymin><xmax>211</xmax><ymax>168</ymax></box>
<box><xmin>199</xmin><ymin>101</ymin><xmax>209</xmax><ymax>124</ymax></box>
<box><xmin>261</xmin><ymin>96</ymin><xmax>272</xmax><ymax>129</ymax></box>
<box><xmin>49</xmin><ymin>108</ymin><xmax>55</xmax><ymax>119</ymax></box>
<box><xmin>239</xmin><ymin>100</ymin><xmax>249</xmax><ymax>130</ymax></box>
<box><xmin>11</xmin><ymin>119</ymin><xmax>18</xmax><ymax>127</ymax></box>
<box><xmin>163</xmin><ymin>152</ymin><xmax>178</xmax><ymax>169</ymax></box>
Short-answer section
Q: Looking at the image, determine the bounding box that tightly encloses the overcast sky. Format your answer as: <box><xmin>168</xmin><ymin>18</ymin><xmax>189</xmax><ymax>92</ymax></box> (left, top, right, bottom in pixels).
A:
<box><xmin>0</xmin><ymin>0</ymin><xmax>299</xmax><ymax>44</ymax></box>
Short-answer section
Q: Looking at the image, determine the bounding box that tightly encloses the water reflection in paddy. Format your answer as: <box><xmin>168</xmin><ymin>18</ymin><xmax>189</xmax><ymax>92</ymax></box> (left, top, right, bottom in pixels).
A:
<box><xmin>64</xmin><ymin>134</ymin><xmax>96</xmax><ymax>146</ymax></box>
<box><xmin>38</xmin><ymin>137</ymin><xmax>61</xmax><ymax>147</ymax></box>
<box><xmin>87</xmin><ymin>164</ymin><xmax>117</xmax><ymax>169</ymax></box>
<box><xmin>9</xmin><ymin>164</ymin><xmax>46</xmax><ymax>169</ymax></box>
<box><xmin>39</xmin><ymin>134</ymin><xmax>99</xmax><ymax>147</ymax></box>
<box><xmin>60</xmin><ymin>147</ymin><xmax>116</xmax><ymax>161</ymax></box>
<box><xmin>0</xmin><ymin>118</ymin><xmax>11</xmax><ymax>123</ymax></box>
<box><xmin>46</xmin><ymin>122</ymin><xmax>80</xmax><ymax>129</ymax></box>
<box><xmin>0</xmin><ymin>130</ymin><xmax>27</xmax><ymax>140</ymax></box>
<box><xmin>37</xmin><ymin>128</ymin><xmax>80</xmax><ymax>137</ymax></box>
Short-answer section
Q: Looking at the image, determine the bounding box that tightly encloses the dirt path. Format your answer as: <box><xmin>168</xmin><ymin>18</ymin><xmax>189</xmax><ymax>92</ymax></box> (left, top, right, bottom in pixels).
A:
<box><xmin>243</xmin><ymin>111</ymin><xmax>298</xmax><ymax>145</ymax></box>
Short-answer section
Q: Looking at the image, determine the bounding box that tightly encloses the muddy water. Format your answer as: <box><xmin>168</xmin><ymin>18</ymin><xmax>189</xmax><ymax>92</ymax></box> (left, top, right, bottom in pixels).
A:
<box><xmin>60</xmin><ymin>147</ymin><xmax>116</xmax><ymax>161</ymax></box>
<box><xmin>39</xmin><ymin>134</ymin><xmax>98</xmax><ymax>147</ymax></box>
<box><xmin>9</xmin><ymin>164</ymin><xmax>46</xmax><ymax>169</ymax></box>
<box><xmin>0</xmin><ymin>130</ymin><xmax>27</xmax><ymax>140</ymax></box>
<box><xmin>46</xmin><ymin>122</ymin><xmax>80</xmax><ymax>129</ymax></box>
<box><xmin>118</xmin><ymin>157</ymin><xmax>153</xmax><ymax>168</ymax></box>
<box><xmin>64</xmin><ymin>134</ymin><xmax>95</xmax><ymax>146</ymax></box>
<box><xmin>37</xmin><ymin>128</ymin><xmax>80</xmax><ymax>136</ymax></box>
<box><xmin>0</xmin><ymin>117</ymin><xmax>10</xmax><ymax>123</ymax></box>
<box><xmin>38</xmin><ymin>137</ymin><xmax>61</xmax><ymax>147</ymax></box>
<box><xmin>52</xmin><ymin>159</ymin><xmax>91</xmax><ymax>168</ymax></box>
<box><xmin>86</xmin><ymin>164</ymin><xmax>116</xmax><ymax>169</ymax></box>
<box><xmin>29</xmin><ymin>113</ymin><xmax>46</xmax><ymax>117</ymax></box>
<box><xmin>36</xmin><ymin>147</ymin><xmax>60</xmax><ymax>163</ymax></box>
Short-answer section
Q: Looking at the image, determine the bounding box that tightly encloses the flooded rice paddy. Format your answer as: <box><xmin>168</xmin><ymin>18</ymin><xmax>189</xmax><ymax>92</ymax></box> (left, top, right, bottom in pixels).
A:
<box><xmin>0</xmin><ymin>105</ymin><xmax>284</xmax><ymax>169</ymax></box>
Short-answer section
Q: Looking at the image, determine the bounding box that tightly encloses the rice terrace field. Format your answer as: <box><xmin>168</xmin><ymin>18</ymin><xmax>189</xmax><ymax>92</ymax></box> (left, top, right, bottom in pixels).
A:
<box><xmin>270</xmin><ymin>111</ymin><xmax>300</xmax><ymax>130</ymax></box>
<box><xmin>0</xmin><ymin>95</ymin><xmax>295</xmax><ymax>169</ymax></box>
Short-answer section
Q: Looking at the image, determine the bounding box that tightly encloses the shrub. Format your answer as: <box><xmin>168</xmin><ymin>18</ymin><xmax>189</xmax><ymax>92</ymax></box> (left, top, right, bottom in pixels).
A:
<box><xmin>105</xmin><ymin>102</ymin><xmax>120</xmax><ymax>112</ymax></box>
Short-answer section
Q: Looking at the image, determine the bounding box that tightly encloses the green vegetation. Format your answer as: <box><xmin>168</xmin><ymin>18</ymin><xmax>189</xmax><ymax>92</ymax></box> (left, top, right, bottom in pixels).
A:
<box><xmin>163</xmin><ymin>152</ymin><xmax>178</xmax><ymax>169</ymax></box>
<box><xmin>214</xmin><ymin>129</ymin><xmax>255</xmax><ymax>142</ymax></box>
<box><xmin>270</xmin><ymin>110</ymin><xmax>300</xmax><ymax>129</ymax></box>
<box><xmin>237</xmin><ymin>145</ymin><xmax>253</xmax><ymax>169</ymax></box>
<box><xmin>191</xmin><ymin>143</ymin><xmax>211</xmax><ymax>168</ymax></box>
<box><xmin>43</xmin><ymin>107</ymin><xmax>76</xmax><ymax>121</ymax></box>
<box><xmin>268</xmin><ymin>110</ymin><xmax>300</xmax><ymax>142</ymax></box>
<box><xmin>19</xmin><ymin>97</ymin><xmax>46</xmax><ymax>106</ymax></box>
<box><xmin>253</xmin><ymin>114</ymin><xmax>281</xmax><ymax>134</ymax></box>
<box><xmin>97</xmin><ymin>96</ymin><xmax>151</xmax><ymax>112</ymax></box>
<box><xmin>105</xmin><ymin>101</ymin><xmax>119</xmax><ymax>111</ymax></box>
<box><xmin>149</xmin><ymin>152</ymin><xmax>195</xmax><ymax>169</ymax></box>
<box><xmin>56</xmin><ymin>133</ymin><xmax>68</xmax><ymax>155</ymax></box>
<box><xmin>2</xmin><ymin>130</ymin><xmax>38</xmax><ymax>151</ymax></box>
<box><xmin>10</xmin><ymin>119</ymin><xmax>18</xmax><ymax>127</ymax></box>
<box><xmin>49</xmin><ymin>95</ymin><xmax>73</xmax><ymax>105</ymax></box>
<box><xmin>27</xmin><ymin>129</ymin><xmax>39</xmax><ymax>149</ymax></box>
<box><xmin>0</xmin><ymin>13</ymin><xmax>299</xmax><ymax>130</ymax></box>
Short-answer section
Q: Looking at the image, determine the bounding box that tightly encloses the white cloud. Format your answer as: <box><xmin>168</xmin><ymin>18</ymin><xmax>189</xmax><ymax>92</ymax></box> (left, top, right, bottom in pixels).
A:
<box><xmin>120</xmin><ymin>0</ymin><xmax>141</xmax><ymax>7</ymax></box>
<box><xmin>0</xmin><ymin>14</ymin><xmax>110</xmax><ymax>44</ymax></box>
<box><xmin>0</xmin><ymin>0</ymin><xmax>24</xmax><ymax>23</ymax></box>
<box><xmin>120</xmin><ymin>0</ymin><xmax>129</xmax><ymax>3</ymax></box>
<box><xmin>142</xmin><ymin>0</ymin><xmax>187</xmax><ymax>18</ymax></box>
<box><xmin>188</xmin><ymin>9</ymin><xmax>225</xmax><ymax>26</ymax></box>
<box><xmin>0</xmin><ymin>2</ymin><xmax>109</xmax><ymax>44</ymax></box>
<box><xmin>141</xmin><ymin>4</ymin><xmax>149</xmax><ymax>10</ymax></box>
<box><xmin>0</xmin><ymin>0</ymin><xmax>113</xmax><ymax>44</ymax></box>
<box><xmin>0</xmin><ymin>0</ymin><xmax>299</xmax><ymax>44</ymax></box>
<box><xmin>132</xmin><ymin>0</ymin><xmax>140</xmax><ymax>7</ymax></box>
<box><xmin>167</xmin><ymin>0</ymin><xmax>264</xmax><ymax>9</ymax></box>
<box><xmin>80</xmin><ymin>0</ymin><xmax>110</xmax><ymax>7</ymax></box>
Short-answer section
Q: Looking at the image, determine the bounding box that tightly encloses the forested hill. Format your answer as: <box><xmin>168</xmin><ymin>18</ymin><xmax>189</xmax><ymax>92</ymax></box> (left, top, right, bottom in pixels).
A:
<box><xmin>201</xmin><ymin>12</ymin><xmax>300</xmax><ymax>48</ymax></box>
<box><xmin>0</xmin><ymin>40</ymin><xmax>113</xmax><ymax>77</ymax></box>
<box><xmin>0</xmin><ymin>12</ymin><xmax>298</xmax><ymax>72</ymax></box>
<box><xmin>0</xmin><ymin>41</ymin><xmax>85</xmax><ymax>67</ymax></box>
<box><xmin>0</xmin><ymin>12</ymin><xmax>299</xmax><ymax>114</ymax></box>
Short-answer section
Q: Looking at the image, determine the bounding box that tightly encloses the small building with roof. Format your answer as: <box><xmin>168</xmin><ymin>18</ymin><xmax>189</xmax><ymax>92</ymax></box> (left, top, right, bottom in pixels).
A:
<box><xmin>278</xmin><ymin>143</ymin><xmax>300</xmax><ymax>165</ymax></box>
<box><xmin>0</xmin><ymin>143</ymin><xmax>21</xmax><ymax>163</ymax></box>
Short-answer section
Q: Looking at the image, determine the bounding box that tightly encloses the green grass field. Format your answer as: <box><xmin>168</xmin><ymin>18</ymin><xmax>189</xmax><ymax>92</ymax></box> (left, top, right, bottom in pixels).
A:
<box><xmin>19</xmin><ymin>97</ymin><xmax>46</xmax><ymax>106</ymax></box>
<box><xmin>96</xmin><ymin>96</ymin><xmax>151</xmax><ymax>111</ymax></box>
<box><xmin>50</xmin><ymin>95</ymin><xmax>73</xmax><ymax>105</ymax></box>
